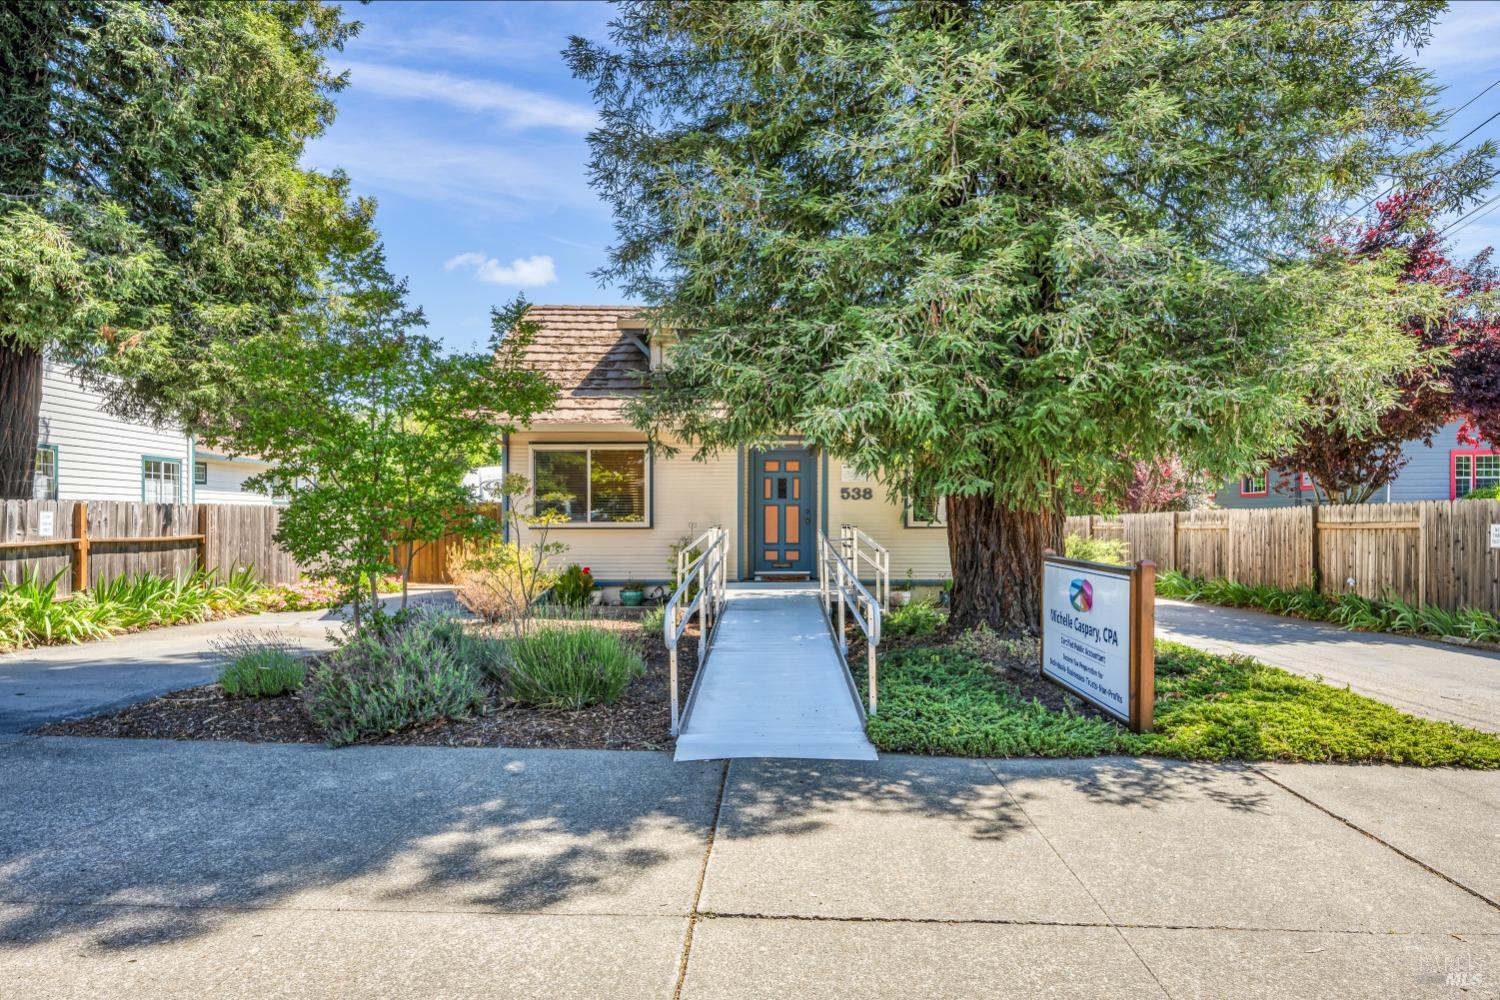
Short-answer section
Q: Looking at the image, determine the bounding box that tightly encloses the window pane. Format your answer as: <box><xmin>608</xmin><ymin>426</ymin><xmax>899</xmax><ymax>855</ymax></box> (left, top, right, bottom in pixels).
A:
<box><xmin>910</xmin><ymin>493</ymin><xmax>943</xmax><ymax>525</ymax></box>
<box><xmin>194</xmin><ymin>461</ymin><xmax>208</xmax><ymax>485</ymax></box>
<box><xmin>33</xmin><ymin>447</ymin><xmax>55</xmax><ymax>500</ymax></box>
<box><xmin>534</xmin><ymin>450</ymin><xmax>588</xmax><ymax>523</ymax></box>
<box><xmin>590</xmin><ymin>449</ymin><xmax>646</xmax><ymax>523</ymax></box>
<box><xmin>143</xmin><ymin>460</ymin><xmax>181</xmax><ymax>503</ymax></box>
<box><xmin>1477</xmin><ymin>455</ymin><xmax>1500</xmax><ymax>490</ymax></box>
<box><xmin>1456</xmin><ymin>456</ymin><xmax>1473</xmax><ymax>497</ymax></box>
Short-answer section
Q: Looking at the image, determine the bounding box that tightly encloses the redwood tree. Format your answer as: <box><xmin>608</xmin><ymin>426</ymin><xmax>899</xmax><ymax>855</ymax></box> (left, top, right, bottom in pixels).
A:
<box><xmin>1280</xmin><ymin>191</ymin><xmax>1499</xmax><ymax>502</ymax></box>
<box><xmin>0</xmin><ymin>2</ymin><xmax>368</xmax><ymax>498</ymax></box>
<box><xmin>569</xmin><ymin>2</ymin><xmax>1482</xmax><ymax>634</ymax></box>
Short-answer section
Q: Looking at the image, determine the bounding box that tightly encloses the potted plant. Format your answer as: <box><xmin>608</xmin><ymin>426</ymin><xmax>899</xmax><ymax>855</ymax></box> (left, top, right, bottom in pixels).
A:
<box><xmin>889</xmin><ymin>569</ymin><xmax>914</xmax><ymax>607</ymax></box>
<box><xmin>620</xmin><ymin>577</ymin><xmax>645</xmax><ymax>607</ymax></box>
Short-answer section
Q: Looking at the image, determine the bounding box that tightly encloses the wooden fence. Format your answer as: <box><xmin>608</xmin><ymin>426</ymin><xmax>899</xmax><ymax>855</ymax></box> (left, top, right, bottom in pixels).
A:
<box><xmin>1065</xmin><ymin>500</ymin><xmax>1500</xmax><ymax>614</ymax></box>
<box><xmin>0</xmin><ymin>500</ymin><xmax>302</xmax><ymax>596</ymax></box>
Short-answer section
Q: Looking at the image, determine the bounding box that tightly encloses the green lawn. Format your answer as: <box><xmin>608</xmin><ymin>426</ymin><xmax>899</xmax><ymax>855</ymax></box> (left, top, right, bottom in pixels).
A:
<box><xmin>865</xmin><ymin>640</ymin><xmax>1500</xmax><ymax>767</ymax></box>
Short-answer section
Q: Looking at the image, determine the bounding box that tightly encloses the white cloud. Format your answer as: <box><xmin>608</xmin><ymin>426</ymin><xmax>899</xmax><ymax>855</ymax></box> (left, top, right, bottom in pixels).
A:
<box><xmin>341</xmin><ymin>61</ymin><xmax>597</xmax><ymax>133</ymax></box>
<box><xmin>445</xmin><ymin>252</ymin><xmax>558</xmax><ymax>287</ymax></box>
<box><xmin>302</xmin><ymin>132</ymin><xmax>602</xmax><ymax>218</ymax></box>
<box><xmin>1412</xmin><ymin>1</ymin><xmax>1500</xmax><ymax>71</ymax></box>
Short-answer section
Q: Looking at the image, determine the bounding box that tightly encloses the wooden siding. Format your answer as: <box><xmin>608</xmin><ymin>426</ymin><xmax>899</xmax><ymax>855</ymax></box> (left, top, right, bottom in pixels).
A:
<box><xmin>825</xmin><ymin>458</ymin><xmax>950</xmax><ymax>582</ymax></box>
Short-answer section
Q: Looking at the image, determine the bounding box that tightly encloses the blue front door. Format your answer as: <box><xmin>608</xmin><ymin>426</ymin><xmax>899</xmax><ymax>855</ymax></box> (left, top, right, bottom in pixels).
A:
<box><xmin>753</xmin><ymin>448</ymin><xmax>815</xmax><ymax>576</ymax></box>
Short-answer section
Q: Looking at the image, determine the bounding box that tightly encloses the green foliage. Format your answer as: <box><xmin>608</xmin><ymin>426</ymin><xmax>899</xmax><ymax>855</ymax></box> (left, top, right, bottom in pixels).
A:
<box><xmin>0</xmin><ymin>1</ymin><xmax>374</xmax><ymax>449</ymax></box>
<box><xmin>1464</xmin><ymin>485</ymin><xmax>1500</xmax><ymax>500</ymax></box>
<box><xmin>214</xmin><ymin>629</ymin><xmax>306</xmax><ymax>699</ymax></box>
<box><xmin>504</xmin><ymin>625</ymin><xmax>645</xmax><ymax>710</ymax></box>
<box><xmin>0</xmin><ymin>567</ymin><xmax>276</xmax><ymax>651</ymax></box>
<box><xmin>640</xmin><ymin>605</ymin><xmax>666</xmax><ymax>634</ymax></box>
<box><xmin>1063</xmin><ymin>534</ymin><xmax>1128</xmax><ymax>566</ymax></box>
<box><xmin>568</xmin><ymin>3</ymin><xmax>1479</xmax><ymax>630</ymax></box>
<box><xmin>882</xmin><ymin>599</ymin><xmax>945</xmax><ymax>640</ymax></box>
<box><xmin>867</xmin><ymin>647</ymin><xmax>1124</xmax><ymax>758</ymax></box>
<box><xmin>204</xmin><ymin>242</ymin><xmax>556</xmax><ymax>631</ymax></box>
<box><xmin>551</xmin><ymin>564</ymin><xmax>597</xmax><ymax>608</ymax></box>
<box><xmin>865</xmin><ymin>641</ymin><xmax>1500</xmax><ymax>766</ymax></box>
<box><xmin>302</xmin><ymin>611</ymin><xmax>489</xmax><ymax>746</ymax></box>
<box><xmin>1156</xmin><ymin>570</ymin><xmax>1500</xmax><ymax>644</ymax></box>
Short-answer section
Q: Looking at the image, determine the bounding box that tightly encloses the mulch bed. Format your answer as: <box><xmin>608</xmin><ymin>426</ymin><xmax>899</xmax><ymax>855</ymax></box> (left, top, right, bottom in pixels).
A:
<box><xmin>37</xmin><ymin>619</ymin><xmax>701</xmax><ymax>752</ymax></box>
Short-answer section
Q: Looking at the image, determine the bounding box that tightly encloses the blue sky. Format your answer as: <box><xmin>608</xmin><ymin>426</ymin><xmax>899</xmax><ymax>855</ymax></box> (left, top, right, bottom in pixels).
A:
<box><xmin>304</xmin><ymin>1</ymin><xmax>1500</xmax><ymax>352</ymax></box>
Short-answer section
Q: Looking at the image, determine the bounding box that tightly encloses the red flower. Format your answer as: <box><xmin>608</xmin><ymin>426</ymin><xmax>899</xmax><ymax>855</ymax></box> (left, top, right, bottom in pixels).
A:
<box><xmin>582</xmin><ymin>567</ymin><xmax>592</xmax><ymax>575</ymax></box>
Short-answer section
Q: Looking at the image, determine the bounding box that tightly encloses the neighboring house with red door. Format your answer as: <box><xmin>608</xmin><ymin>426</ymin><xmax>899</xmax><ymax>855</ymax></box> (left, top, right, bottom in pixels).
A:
<box><xmin>499</xmin><ymin>306</ymin><xmax>951</xmax><ymax>599</ymax></box>
<box><xmin>1212</xmin><ymin>419</ymin><xmax>1497</xmax><ymax>509</ymax></box>
<box><xmin>33</xmin><ymin>358</ymin><xmax>276</xmax><ymax>505</ymax></box>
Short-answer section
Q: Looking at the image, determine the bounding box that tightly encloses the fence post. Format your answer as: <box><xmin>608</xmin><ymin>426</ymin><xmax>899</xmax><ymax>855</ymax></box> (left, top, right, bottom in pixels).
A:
<box><xmin>72</xmin><ymin>501</ymin><xmax>89</xmax><ymax>593</ymax></box>
<box><xmin>1309</xmin><ymin>505</ymin><xmax>1321</xmax><ymax>591</ymax></box>
<box><xmin>196</xmin><ymin>505</ymin><xmax>210</xmax><ymax>577</ymax></box>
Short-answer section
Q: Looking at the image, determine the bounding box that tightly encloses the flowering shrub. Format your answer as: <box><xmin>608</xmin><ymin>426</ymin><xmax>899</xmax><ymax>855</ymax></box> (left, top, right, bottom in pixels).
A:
<box><xmin>551</xmin><ymin>564</ymin><xmax>596</xmax><ymax>608</ymax></box>
<box><xmin>262</xmin><ymin>575</ymin><xmax>403</xmax><ymax>612</ymax></box>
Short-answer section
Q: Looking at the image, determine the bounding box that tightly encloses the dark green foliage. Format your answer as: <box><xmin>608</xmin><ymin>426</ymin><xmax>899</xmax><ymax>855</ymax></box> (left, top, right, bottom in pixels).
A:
<box><xmin>881</xmin><ymin>600</ymin><xmax>945</xmax><ymax>640</ymax></box>
<box><xmin>865</xmin><ymin>641</ymin><xmax>1500</xmax><ymax>766</ymax></box>
<box><xmin>551</xmin><ymin>565</ymin><xmax>597</xmax><ymax>608</ymax></box>
<box><xmin>504</xmin><ymin>626</ymin><xmax>645</xmax><ymax>710</ymax></box>
<box><xmin>567</xmin><ymin>2</ymin><xmax>1479</xmax><ymax>632</ymax></box>
<box><xmin>1156</xmin><ymin>570</ymin><xmax>1500</xmax><ymax>643</ymax></box>
<box><xmin>302</xmin><ymin>612</ymin><xmax>489</xmax><ymax>746</ymax></box>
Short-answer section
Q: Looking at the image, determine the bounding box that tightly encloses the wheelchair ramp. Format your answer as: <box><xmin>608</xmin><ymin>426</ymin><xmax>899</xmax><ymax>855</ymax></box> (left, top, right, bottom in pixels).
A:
<box><xmin>673</xmin><ymin>585</ymin><xmax>877</xmax><ymax>762</ymax></box>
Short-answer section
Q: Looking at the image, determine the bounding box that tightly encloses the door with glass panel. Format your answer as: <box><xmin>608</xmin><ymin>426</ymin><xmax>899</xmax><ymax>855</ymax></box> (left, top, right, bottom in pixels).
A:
<box><xmin>752</xmin><ymin>448</ymin><xmax>815</xmax><ymax>576</ymax></box>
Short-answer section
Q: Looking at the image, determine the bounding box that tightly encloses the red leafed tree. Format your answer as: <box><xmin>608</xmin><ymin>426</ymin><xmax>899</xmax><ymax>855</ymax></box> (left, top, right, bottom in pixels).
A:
<box><xmin>1122</xmin><ymin>457</ymin><xmax>1209</xmax><ymax>513</ymax></box>
<box><xmin>1280</xmin><ymin>191</ymin><xmax>1498</xmax><ymax>503</ymax></box>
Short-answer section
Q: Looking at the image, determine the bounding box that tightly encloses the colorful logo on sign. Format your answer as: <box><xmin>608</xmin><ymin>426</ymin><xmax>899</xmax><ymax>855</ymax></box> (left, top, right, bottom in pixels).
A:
<box><xmin>1069</xmin><ymin>578</ymin><xmax>1093</xmax><ymax>613</ymax></box>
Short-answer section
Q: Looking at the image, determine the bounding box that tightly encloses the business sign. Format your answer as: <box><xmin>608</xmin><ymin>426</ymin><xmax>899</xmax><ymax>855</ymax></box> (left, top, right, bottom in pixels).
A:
<box><xmin>1041</xmin><ymin>555</ymin><xmax>1155</xmax><ymax>732</ymax></box>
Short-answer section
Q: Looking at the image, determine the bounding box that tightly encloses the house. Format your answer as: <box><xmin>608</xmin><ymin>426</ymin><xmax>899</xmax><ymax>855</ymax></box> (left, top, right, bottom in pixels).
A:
<box><xmin>502</xmin><ymin>306</ymin><xmax>952</xmax><ymax>598</ymax></box>
<box><xmin>1215</xmin><ymin>419</ymin><xmax>1497</xmax><ymax>508</ymax></box>
<box><xmin>33</xmin><ymin>360</ymin><xmax>275</xmax><ymax>505</ymax></box>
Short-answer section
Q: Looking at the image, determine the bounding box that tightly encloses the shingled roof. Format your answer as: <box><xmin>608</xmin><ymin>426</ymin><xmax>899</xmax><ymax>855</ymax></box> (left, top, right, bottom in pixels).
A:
<box><xmin>516</xmin><ymin>305</ymin><xmax>650</xmax><ymax>423</ymax></box>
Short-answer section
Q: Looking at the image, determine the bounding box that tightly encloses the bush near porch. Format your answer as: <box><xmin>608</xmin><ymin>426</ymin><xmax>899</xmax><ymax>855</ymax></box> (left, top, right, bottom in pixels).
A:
<box><xmin>861</xmin><ymin>626</ymin><xmax>1500</xmax><ymax>768</ymax></box>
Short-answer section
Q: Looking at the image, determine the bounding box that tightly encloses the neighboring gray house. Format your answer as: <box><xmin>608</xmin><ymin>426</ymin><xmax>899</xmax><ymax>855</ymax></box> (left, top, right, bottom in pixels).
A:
<box><xmin>33</xmin><ymin>360</ymin><xmax>275</xmax><ymax>505</ymax></box>
<box><xmin>1214</xmin><ymin>419</ymin><xmax>1497</xmax><ymax>508</ymax></box>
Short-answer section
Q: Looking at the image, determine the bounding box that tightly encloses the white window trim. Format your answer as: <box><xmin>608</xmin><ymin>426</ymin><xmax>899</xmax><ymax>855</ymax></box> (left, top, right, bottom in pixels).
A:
<box><xmin>141</xmin><ymin>456</ymin><xmax>184</xmax><ymax>504</ymax></box>
<box><xmin>529</xmin><ymin>443</ymin><xmax>652</xmax><ymax>528</ymax></box>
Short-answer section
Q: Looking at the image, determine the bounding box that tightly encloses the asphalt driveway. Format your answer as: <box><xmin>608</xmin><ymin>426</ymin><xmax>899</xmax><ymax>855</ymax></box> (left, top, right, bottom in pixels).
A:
<box><xmin>0</xmin><ymin>737</ymin><xmax>1495</xmax><ymax>998</ymax></box>
<box><xmin>1157</xmin><ymin>599</ymin><xmax>1500</xmax><ymax>732</ymax></box>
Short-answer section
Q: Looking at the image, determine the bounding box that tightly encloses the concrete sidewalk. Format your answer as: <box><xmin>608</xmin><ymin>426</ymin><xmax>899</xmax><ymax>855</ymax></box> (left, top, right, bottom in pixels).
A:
<box><xmin>1158</xmin><ymin>598</ymin><xmax>1500</xmax><ymax>732</ymax></box>
<box><xmin>0</xmin><ymin>588</ymin><xmax>458</xmax><ymax>735</ymax></box>
<box><xmin>1</xmin><ymin>737</ymin><xmax>1495</xmax><ymax>998</ymax></box>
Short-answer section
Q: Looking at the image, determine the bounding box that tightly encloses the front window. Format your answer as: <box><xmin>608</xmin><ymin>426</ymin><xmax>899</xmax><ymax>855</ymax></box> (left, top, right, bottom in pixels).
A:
<box><xmin>194</xmin><ymin>461</ymin><xmax>208</xmax><ymax>485</ymax></box>
<box><xmin>1240</xmin><ymin>473</ymin><xmax>1268</xmax><ymax>497</ymax></box>
<box><xmin>142</xmin><ymin>457</ymin><xmax>183</xmax><ymax>503</ymax></box>
<box><xmin>532</xmin><ymin>446</ymin><xmax>648</xmax><ymax>525</ymax></box>
<box><xmin>34</xmin><ymin>445</ymin><xmax>58</xmax><ymax>500</ymax></box>
<box><xmin>906</xmin><ymin>492</ymin><xmax>946</xmax><ymax>527</ymax></box>
<box><xmin>1454</xmin><ymin>452</ymin><xmax>1499</xmax><ymax>497</ymax></box>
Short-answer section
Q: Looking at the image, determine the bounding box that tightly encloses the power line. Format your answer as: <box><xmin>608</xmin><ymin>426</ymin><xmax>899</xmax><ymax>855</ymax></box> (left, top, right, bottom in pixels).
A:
<box><xmin>1441</xmin><ymin>191</ymin><xmax>1500</xmax><ymax>240</ymax></box>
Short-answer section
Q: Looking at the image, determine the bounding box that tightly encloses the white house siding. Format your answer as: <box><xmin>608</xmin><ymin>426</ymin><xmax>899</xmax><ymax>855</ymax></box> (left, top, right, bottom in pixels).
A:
<box><xmin>38</xmin><ymin>363</ymin><xmax>192</xmax><ymax>502</ymax></box>
<box><xmin>37</xmin><ymin>362</ymin><xmax>271</xmax><ymax>504</ymax></box>
<box><xmin>193</xmin><ymin>458</ymin><xmax>274</xmax><ymax>505</ymax></box>
<box><xmin>825</xmin><ymin>456</ymin><xmax>951</xmax><ymax>583</ymax></box>
<box><xmin>506</xmin><ymin>426</ymin><xmax>741</xmax><ymax>586</ymax></box>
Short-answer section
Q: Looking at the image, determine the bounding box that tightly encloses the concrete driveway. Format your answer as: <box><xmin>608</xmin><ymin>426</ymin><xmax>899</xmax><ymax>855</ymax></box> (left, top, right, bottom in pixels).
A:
<box><xmin>0</xmin><ymin>737</ymin><xmax>1495</xmax><ymax>998</ymax></box>
<box><xmin>1158</xmin><ymin>599</ymin><xmax>1500</xmax><ymax>733</ymax></box>
<box><xmin>0</xmin><ymin>588</ymin><xmax>459</xmax><ymax>735</ymax></box>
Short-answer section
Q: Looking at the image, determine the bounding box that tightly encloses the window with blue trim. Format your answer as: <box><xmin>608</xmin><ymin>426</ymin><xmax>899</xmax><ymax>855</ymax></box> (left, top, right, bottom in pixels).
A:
<box><xmin>142</xmin><ymin>458</ymin><xmax>183</xmax><ymax>503</ymax></box>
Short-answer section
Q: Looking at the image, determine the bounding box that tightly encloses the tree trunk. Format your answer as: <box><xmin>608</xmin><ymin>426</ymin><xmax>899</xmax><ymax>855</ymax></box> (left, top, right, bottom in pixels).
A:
<box><xmin>945</xmin><ymin>492</ymin><xmax>1064</xmax><ymax>636</ymax></box>
<box><xmin>0</xmin><ymin>340</ymin><xmax>43</xmax><ymax>499</ymax></box>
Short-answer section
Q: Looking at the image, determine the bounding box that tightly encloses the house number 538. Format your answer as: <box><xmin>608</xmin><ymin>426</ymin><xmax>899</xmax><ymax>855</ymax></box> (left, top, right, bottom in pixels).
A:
<box><xmin>840</xmin><ymin>487</ymin><xmax>874</xmax><ymax>500</ymax></box>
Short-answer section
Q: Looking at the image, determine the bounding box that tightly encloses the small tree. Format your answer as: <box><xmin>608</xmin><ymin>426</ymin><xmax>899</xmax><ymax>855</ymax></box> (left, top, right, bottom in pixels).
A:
<box><xmin>1278</xmin><ymin>191</ymin><xmax>1495</xmax><ymax>503</ymax></box>
<box><xmin>205</xmin><ymin>237</ymin><xmax>556</xmax><ymax>632</ymax></box>
<box><xmin>453</xmin><ymin>473</ymin><xmax>571</xmax><ymax>636</ymax></box>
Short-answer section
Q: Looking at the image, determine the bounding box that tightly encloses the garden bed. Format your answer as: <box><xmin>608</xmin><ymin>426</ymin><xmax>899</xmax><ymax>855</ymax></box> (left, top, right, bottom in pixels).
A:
<box><xmin>38</xmin><ymin>619</ymin><xmax>699</xmax><ymax>752</ymax></box>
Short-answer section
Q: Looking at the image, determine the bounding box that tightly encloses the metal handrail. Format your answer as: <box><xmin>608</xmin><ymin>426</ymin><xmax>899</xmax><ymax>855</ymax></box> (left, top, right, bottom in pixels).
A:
<box><xmin>839</xmin><ymin>523</ymin><xmax>890</xmax><ymax>609</ymax></box>
<box><xmin>676</xmin><ymin>525</ymin><xmax>727</xmax><ymax>600</ymax></box>
<box><xmin>818</xmin><ymin>529</ymin><xmax>881</xmax><ymax>716</ymax></box>
<box><xmin>664</xmin><ymin>524</ymin><xmax>728</xmax><ymax>735</ymax></box>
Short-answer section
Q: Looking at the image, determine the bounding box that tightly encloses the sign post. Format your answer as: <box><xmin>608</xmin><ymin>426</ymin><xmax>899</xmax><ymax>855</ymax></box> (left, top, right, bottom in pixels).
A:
<box><xmin>1040</xmin><ymin>553</ymin><xmax>1156</xmax><ymax>733</ymax></box>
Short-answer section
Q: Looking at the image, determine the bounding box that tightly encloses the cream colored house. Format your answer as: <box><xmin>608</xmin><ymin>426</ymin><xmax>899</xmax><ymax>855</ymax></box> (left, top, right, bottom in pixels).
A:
<box><xmin>503</xmin><ymin>306</ymin><xmax>951</xmax><ymax>597</ymax></box>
